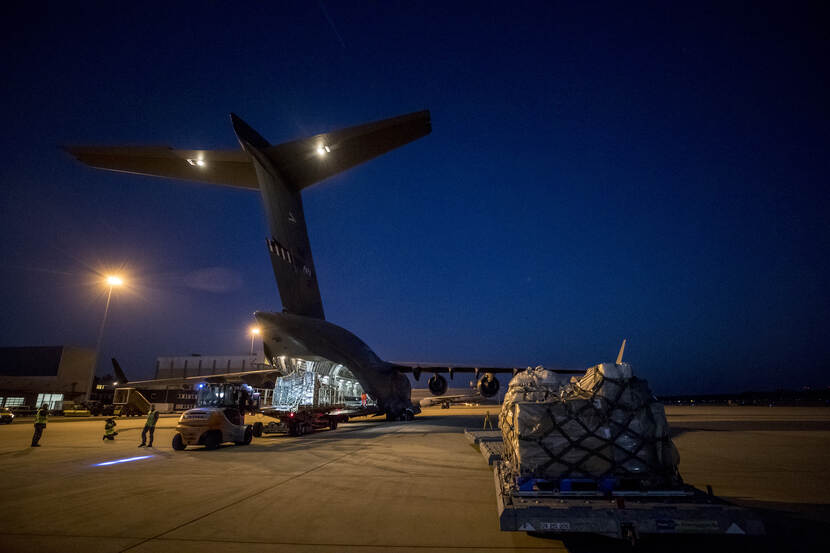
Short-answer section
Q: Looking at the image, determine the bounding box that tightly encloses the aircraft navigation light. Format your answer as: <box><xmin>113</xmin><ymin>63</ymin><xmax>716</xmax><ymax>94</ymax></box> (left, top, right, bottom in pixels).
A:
<box><xmin>317</xmin><ymin>145</ymin><xmax>330</xmax><ymax>155</ymax></box>
<box><xmin>106</xmin><ymin>275</ymin><xmax>124</xmax><ymax>287</ymax></box>
<box><xmin>93</xmin><ymin>455</ymin><xmax>153</xmax><ymax>467</ymax></box>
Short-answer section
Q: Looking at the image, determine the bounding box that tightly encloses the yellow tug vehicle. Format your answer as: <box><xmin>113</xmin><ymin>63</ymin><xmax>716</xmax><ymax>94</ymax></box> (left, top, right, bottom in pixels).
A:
<box><xmin>172</xmin><ymin>383</ymin><xmax>254</xmax><ymax>450</ymax></box>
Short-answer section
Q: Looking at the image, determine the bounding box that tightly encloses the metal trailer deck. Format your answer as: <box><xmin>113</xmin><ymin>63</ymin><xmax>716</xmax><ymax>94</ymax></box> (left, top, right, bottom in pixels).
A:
<box><xmin>464</xmin><ymin>429</ymin><xmax>766</xmax><ymax>542</ymax></box>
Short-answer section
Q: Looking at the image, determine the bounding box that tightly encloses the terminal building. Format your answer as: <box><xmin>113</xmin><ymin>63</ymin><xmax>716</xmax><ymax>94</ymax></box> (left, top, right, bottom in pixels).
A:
<box><xmin>0</xmin><ymin>346</ymin><xmax>96</xmax><ymax>411</ymax></box>
<box><xmin>152</xmin><ymin>353</ymin><xmax>266</xmax><ymax>380</ymax></box>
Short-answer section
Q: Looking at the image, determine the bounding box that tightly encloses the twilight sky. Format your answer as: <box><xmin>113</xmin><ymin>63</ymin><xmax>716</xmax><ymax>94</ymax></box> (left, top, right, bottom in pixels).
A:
<box><xmin>1</xmin><ymin>2</ymin><xmax>828</xmax><ymax>394</ymax></box>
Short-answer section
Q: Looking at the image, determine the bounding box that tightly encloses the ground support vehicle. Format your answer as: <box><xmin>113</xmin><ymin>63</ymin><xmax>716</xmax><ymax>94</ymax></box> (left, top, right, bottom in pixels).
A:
<box><xmin>0</xmin><ymin>407</ymin><xmax>14</xmax><ymax>423</ymax></box>
<box><xmin>253</xmin><ymin>365</ymin><xmax>364</xmax><ymax>437</ymax></box>
<box><xmin>253</xmin><ymin>406</ymin><xmax>347</xmax><ymax>437</ymax></box>
<box><xmin>172</xmin><ymin>383</ymin><xmax>254</xmax><ymax>450</ymax></box>
<box><xmin>465</xmin><ymin>430</ymin><xmax>765</xmax><ymax>544</ymax></box>
<box><xmin>61</xmin><ymin>402</ymin><xmax>92</xmax><ymax>417</ymax></box>
<box><xmin>112</xmin><ymin>387</ymin><xmax>151</xmax><ymax>417</ymax></box>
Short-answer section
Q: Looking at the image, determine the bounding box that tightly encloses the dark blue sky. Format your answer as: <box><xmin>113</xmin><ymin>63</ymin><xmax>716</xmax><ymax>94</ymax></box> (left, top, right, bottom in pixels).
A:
<box><xmin>1</xmin><ymin>2</ymin><xmax>828</xmax><ymax>394</ymax></box>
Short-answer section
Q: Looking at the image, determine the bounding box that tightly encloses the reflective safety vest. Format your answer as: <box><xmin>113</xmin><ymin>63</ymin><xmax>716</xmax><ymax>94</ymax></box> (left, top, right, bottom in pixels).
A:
<box><xmin>145</xmin><ymin>410</ymin><xmax>159</xmax><ymax>427</ymax></box>
<box><xmin>35</xmin><ymin>409</ymin><xmax>48</xmax><ymax>425</ymax></box>
<box><xmin>104</xmin><ymin>421</ymin><xmax>116</xmax><ymax>436</ymax></box>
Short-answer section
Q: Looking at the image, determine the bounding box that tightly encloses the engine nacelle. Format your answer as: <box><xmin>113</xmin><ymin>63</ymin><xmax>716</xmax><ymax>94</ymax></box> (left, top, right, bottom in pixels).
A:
<box><xmin>428</xmin><ymin>374</ymin><xmax>448</xmax><ymax>396</ymax></box>
<box><xmin>477</xmin><ymin>373</ymin><xmax>500</xmax><ymax>398</ymax></box>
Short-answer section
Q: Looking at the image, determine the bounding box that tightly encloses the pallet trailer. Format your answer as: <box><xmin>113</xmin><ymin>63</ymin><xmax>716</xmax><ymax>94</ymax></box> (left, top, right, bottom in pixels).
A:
<box><xmin>254</xmin><ymin>405</ymin><xmax>346</xmax><ymax>437</ymax></box>
<box><xmin>465</xmin><ymin>429</ymin><xmax>765</xmax><ymax>543</ymax></box>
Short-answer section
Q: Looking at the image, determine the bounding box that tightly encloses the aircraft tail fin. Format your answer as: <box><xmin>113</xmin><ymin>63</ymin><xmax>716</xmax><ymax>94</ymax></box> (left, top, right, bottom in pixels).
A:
<box><xmin>615</xmin><ymin>339</ymin><xmax>627</xmax><ymax>365</ymax></box>
<box><xmin>230</xmin><ymin>110</ymin><xmax>431</xmax><ymax>319</ymax></box>
<box><xmin>111</xmin><ymin>358</ymin><xmax>129</xmax><ymax>385</ymax></box>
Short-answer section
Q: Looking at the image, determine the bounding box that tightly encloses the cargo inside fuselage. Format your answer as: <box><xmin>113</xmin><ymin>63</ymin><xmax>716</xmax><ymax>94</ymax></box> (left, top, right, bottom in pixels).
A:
<box><xmin>269</xmin><ymin>357</ymin><xmax>375</xmax><ymax>411</ymax></box>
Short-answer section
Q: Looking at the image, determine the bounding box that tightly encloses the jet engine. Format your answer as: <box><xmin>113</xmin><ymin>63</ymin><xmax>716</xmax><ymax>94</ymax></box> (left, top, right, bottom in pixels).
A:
<box><xmin>428</xmin><ymin>374</ymin><xmax>448</xmax><ymax>396</ymax></box>
<box><xmin>477</xmin><ymin>373</ymin><xmax>500</xmax><ymax>398</ymax></box>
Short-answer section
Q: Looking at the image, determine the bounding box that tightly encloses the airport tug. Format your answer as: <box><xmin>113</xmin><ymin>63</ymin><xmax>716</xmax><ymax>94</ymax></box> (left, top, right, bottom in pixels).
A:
<box><xmin>172</xmin><ymin>383</ymin><xmax>255</xmax><ymax>450</ymax></box>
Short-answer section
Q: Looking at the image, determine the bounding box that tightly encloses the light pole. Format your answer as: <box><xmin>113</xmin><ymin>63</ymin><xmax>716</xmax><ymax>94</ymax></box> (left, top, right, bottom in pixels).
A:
<box><xmin>89</xmin><ymin>275</ymin><xmax>124</xmax><ymax>400</ymax></box>
<box><xmin>249</xmin><ymin>326</ymin><xmax>261</xmax><ymax>356</ymax></box>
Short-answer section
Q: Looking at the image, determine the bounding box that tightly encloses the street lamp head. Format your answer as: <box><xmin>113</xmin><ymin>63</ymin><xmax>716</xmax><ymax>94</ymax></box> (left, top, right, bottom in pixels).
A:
<box><xmin>250</xmin><ymin>326</ymin><xmax>261</xmax><ymax>336</ymax></box>
<box><xmin>106</xmin><ymin>275</ymin><xmax>124</xmax><ymax>287</ymax></box>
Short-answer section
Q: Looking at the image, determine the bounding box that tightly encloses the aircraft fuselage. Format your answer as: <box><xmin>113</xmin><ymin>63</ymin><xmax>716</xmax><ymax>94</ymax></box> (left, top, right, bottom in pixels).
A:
<box><xmin>254</xmin><ymin>311</ymin><xmax>416</xmax><ymax>418</ymax></box>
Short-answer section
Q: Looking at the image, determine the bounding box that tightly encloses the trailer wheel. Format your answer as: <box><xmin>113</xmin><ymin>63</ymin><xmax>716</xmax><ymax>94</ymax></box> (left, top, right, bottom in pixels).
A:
<box><xmin>328</xmin><ymin>417</ymin><xmax>338</xmax><ymax>431</ymax></box>
<box><xmin>288</xmin><ymin>422</ymin><xmax>299</xmax><ymax>436</ymax></box>
<box><xmin>172</xmin><ymin>433</ymin><xmax>186</xmax><ymax>451</ymax></box>
<box><xmin>252</xmin><ymin>422</ymin><xmax>263</xmax><ymax>437</ymax></box>
<box><xmin>204</xmin><ymin>430</ymin><xmax>221</xmax><ymax>450</ymax></box>
<box><xmin>404</xmin><ymin>408</ymin><xmax>415</xmax><ymax>421</ymax></box>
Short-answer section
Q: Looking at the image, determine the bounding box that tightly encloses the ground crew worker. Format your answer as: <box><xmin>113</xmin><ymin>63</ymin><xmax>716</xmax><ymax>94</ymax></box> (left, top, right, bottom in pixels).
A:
<box><xmin>103</xmin><ymin>418</ymin><xmax>118</xmax><ymax>441</ymax></box>
<box><xmin>31</xmin><ymin>403</ymin><xmax>48</xmax><ymax>447</ymax></box>
<box><xmin>138</xmin><ymin>405</ymin><xmax>159</xmax><ymax>447</ymax></box>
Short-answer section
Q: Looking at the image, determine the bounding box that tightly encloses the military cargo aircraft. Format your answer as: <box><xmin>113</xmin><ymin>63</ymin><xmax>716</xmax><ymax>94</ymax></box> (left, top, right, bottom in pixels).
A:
<box><xmin>68</xmin><ymin>111</ymin><xmax>579</xmax><ymax>420</ymax></box>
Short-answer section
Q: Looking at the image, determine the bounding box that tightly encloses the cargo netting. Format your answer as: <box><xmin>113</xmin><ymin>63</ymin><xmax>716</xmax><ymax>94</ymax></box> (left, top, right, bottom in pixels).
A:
<box><xmin>499</xmin><ymin>364</ymin><xmax>681</xmax><ymax>489</ymax></box>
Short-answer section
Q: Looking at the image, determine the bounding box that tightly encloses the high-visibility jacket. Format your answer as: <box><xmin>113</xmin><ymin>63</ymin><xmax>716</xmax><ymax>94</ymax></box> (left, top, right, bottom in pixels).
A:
<box><xmin>35</xmin><ymin>408</ymin><xmax>48</xmax><ymax>425</ymax></box>
<box><xmin>104</xmin><ymin>420</ymin><xmax>116</xmax><ymax>436</ymax></box>
<box><xmin>145</xmin><ymin>410</ymin><xmax>159</xmax><ymax>427</ymax></box>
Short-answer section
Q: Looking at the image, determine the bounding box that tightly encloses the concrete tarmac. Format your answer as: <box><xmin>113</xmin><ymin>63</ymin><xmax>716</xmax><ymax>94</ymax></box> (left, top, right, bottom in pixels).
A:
<box><xmin>0</xmin><ymin>406</ymin><xmax>828</xmax><ymax>553</ymax></box>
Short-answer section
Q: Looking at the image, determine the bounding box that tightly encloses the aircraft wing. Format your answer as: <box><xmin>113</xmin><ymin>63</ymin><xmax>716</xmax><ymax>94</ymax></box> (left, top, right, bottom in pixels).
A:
<box><xmin>124</xmin><ymin>368</ymin><xmax>282</xmax><ymax>388</ymax></box>
<box><xmin>64</xmin><ymin>146</ymin><xmax>259</xmax><ymax>189</ymax></box>
<box><xmin>392</xmin><ymin>362</ymin><xmax>584</xmax><ymax>377</ymax></box>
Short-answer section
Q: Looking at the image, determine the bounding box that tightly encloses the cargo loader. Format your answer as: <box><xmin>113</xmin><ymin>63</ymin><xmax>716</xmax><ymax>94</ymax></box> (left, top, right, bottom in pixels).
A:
<box><xmin>468</xmin><ymin>358</ymin><xmax>766</xmax><ymax>544</ymax></box>
<box><xmin>252</xmin><ymin>366</ymin><xmax>357</xmax><ymax>437</ymax></box>
<box><xmin>466</xmin><ymin>430</ymin><xmax>764</xmax><ymax>544</ymax></box>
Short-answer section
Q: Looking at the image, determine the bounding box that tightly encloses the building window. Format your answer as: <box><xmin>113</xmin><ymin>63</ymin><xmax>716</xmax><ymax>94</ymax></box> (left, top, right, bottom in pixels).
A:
<box><xmin>4</xmin><ymin>397</ymin><xmax>24</xmax><ymax>407</ymax></box>
<box><xmin>34</xmin><ymin>393</ymin><xmax>63</xmax><ymax>410</ymax></box>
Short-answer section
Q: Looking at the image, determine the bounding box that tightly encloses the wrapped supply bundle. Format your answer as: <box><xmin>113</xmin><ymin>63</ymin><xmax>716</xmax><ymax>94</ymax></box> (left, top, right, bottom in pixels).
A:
<box><xmin>499</xmin><ymin>363</ymin><xmax>680</xmax><ymax>488</ymax></box>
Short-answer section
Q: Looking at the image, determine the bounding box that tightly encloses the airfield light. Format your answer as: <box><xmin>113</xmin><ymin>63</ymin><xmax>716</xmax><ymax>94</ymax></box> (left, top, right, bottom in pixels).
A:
<box><xmin>317</xmin><ymin>146</ymin><xmax>326</xmax><ymax>155</ymax></box>
<box><xmin>93</xmin><ymin>455</ymin><xmax>153</xmax><ymax>467</ymax></box>
<box><xmin>106</xmin><ymin>275</ymin><xmax>123</xmax><ymax>286</ymax></box>
<box><xmin>113</xmin><ymin>381</ymin><xmax>118</xmax><ymax>386</ymax></box>
<box><xmin>249</xmin><ymin>326</ymin><xmax>261</xmax><ymax>355</ymax></box>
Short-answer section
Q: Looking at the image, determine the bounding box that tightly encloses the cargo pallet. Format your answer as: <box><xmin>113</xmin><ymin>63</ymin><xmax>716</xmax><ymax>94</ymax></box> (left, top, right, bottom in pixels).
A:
<box><xmin>464</xmin><ymin>429</ymin><xmax>765</xmax><ymax>543</ymax></box>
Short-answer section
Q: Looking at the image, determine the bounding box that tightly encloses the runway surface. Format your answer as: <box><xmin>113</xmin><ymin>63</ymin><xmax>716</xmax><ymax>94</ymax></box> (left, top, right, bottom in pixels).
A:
<box><xmin>0</xmin><ymin>405</ymin><xmax>828</xmax><ymax>552</ymax></box>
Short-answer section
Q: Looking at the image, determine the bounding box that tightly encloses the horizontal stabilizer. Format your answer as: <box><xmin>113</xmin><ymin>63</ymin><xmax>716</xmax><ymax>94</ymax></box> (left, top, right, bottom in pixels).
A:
<box><xmin>66</xmin><ymin>110</ymin><xmax>430</xmax><ymax>194</ymax></box>
<box><xmin>65</xmin><ymin>145</ymin><xmax>259</xmax><ymax>189</ymax></box>
<box><xmin>264</xmin><ymin>110</ymin><xmax>431</xmax><ymax>191</ymax></box>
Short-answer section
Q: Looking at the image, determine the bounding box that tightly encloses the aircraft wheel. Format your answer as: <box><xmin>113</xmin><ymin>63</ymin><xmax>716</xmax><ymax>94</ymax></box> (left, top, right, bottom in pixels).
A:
<box><xmin>252</xmin><ymin>422</ymin><xmax>263</xmax><ymax>437</ymax></box>
<box><xmin>204</xmin><ymin>430</ymin><xmax>221</xmax><ymax>450</ymax></box>
<box><xmin>172</xmin><ymin>433</ymin><xmax>186</xmax><ymax>451</ymax></box>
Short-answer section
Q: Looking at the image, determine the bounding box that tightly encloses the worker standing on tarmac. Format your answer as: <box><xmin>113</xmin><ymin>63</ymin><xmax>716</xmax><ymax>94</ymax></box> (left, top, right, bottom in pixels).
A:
<box><xmin>103</xmin><ymin>417</ymin><xmax>118</xmax><ymax>441</ymax></box>
<box><xmin>138</xmin><ymin>405</ymin><xmax>159</xmax><ymax>447</ymax></box>
<box><xmin>30</xmin><ymin>403</ymin><xmax>48</xmax><ymax>447</ymax></box>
